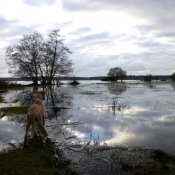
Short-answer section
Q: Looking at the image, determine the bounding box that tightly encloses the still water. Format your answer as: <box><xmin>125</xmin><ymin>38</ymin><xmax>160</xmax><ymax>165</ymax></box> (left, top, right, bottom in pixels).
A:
<box><xmin>0</xmin><ymin>80</ymin><xmax>175</xmax><ymax>173</ymax></box>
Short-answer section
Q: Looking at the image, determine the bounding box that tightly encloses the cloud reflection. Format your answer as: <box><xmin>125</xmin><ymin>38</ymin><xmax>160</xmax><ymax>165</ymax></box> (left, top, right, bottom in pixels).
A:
<box><xmin>0</xmin><ymin>116</ymin><xmax>23</xmax><ymax>150</ymax></box>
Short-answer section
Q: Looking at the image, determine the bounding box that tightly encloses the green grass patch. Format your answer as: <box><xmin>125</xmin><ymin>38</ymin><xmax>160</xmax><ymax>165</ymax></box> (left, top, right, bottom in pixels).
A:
<box><xmin>0</xmin><ymin>137</ymin><xmax>77</xmax><ymax>175</ymax></box>
<box><xmin>133</xmin><ymin>162</ymin><xmax>175</xmax><ymax>175</ymax></box>
<box><xmin>132</xmin><ymin>150</ymin><xmax>175</xmax><ymax>175</ymax></box>
<box><xmin>80</xmin><ymin>91</ymin><xmax>96</xmax><ymax>95</ymax></box>
<box><xmin>52</xmin><ymin>106</ymin><xmax>62</xmax><ymax>113</ymax></box>
<box><xmin>0</xmin><ymin>95</ymin><xmax>5</xmax><ymax>103</ymax></box>
<box><xmin>51</xmin><ymin>107</ymin><xmax>70</xmax><ymax>115</ymax></box>
<box><xmin>0</xmin><ymin>80</ymin><xmax>24</xmax><ymax>90</ymax></box>
<box><xmin>12</xmin><ymin>99</ymin><xmax>19</xmax><ymax>103</ymax></box>
<box><xmin>0</xmin><ymin>106</ymin><xmax>29</xmax><ymax>118</ymax></box>
<box><xmin>9</xmin><ymin>85</ymin><xmax>26</xmax><ymax>90</ymax></box>
<box><xmin>152</xmin><ymin>149</ymin><xmax>175</xmax><ymax>164</ymax></box>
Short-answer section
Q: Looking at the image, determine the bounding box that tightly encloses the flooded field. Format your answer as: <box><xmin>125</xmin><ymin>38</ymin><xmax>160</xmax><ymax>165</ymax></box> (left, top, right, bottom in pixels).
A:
<box><xmin>0</xmin><ymin>80</ymin><xmax>175</xmax><ymax>174</ymax></box>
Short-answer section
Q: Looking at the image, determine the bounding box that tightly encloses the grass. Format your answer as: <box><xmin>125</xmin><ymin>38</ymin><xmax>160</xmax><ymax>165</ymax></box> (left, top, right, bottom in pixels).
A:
<box><xmin>133</xmin><ymin>162</ymin><xmax>175</xmax><ymax>175</ymax></box>
<box><xmin>0</xmin><ymin>94</ymin><xmax>5</xmax><ymax>103</ymax></box>
<box><xmin>80</xmin><ymin>91</ymin><xmax>96</xmax><ymax>95</ymax></box>
<box><xmin>51</xmin><ymin>107</ymin><xmax>70</xmax><ymax>115</ymax></box>
<box><xmin>0</xmin><ymin>80</ymin><xmax>23</xmax><ymax>90</ymax></box>
<box><xmin>117</xmin><ymin>149</ymin><xmax>175</xmax><ymax>175</ymax></box>
<box><xmin>52</xmin><ymin>106</ymin><xmax>63</xmax><ymax>113</ymax></box>
<box><xmin>0</xmin><ymin>106</ymin><xmax>29</xmax><ymax>118</ymax></box>
<box><xmin>0</xmin><ymin>136</ymin><xmax>77</xmax><ymax>175</ymax></box>
<box><xmin>0</xmin><ymin>90</ymin><xmax>7</xmax><ymax>103</ymax></box>
<box><xmin>12</xmin><ymin>99</ymin><xmax>19</xmax><ymax>103</ymax></box>
<box><xmin>0</xmin><ymin>104</ymin><xmax>77</xmax><ymax>174</ymax></box>
<box><xmin>132</xmin><ymin>150</ymin><xmax>175</xmax><ymax>175</ymax></box>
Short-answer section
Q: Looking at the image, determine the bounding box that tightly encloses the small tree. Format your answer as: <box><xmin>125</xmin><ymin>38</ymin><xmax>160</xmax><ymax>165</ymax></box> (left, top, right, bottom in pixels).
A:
<box><xmin>119</xmin><ymin>70</ymin><xmax>127</xmax><ymax>82</ymax></box>
<box><xmin>171</xmin><ymin>72</ymin><xmax>175</xmax><ymax>81</ymax></box>
<box><xmin>6</xmin><ymin>32</ymin><xmax>43</xmax><ymax>85</ymax></box>
<box><xmin>144</xmin><ymin>74</ymin><xmax>152</xmax><ymax>82</ymax></box>
<box><xmin>107</xmin><ymin>67</ymin><xmax>127</xmax><ymax>82</ymax></box>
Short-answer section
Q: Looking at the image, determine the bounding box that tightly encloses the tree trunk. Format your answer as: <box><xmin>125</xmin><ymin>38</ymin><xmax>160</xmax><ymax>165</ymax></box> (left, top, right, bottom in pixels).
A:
<box><xmin>33</xmin><ymin>77</ymin><xmax>38</xmax><ymax>85</ymax></box>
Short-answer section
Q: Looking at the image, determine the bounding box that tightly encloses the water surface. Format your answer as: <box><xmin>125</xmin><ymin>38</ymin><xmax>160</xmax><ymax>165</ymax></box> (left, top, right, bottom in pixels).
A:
<box><xmin>0</xmin><ymin>81</ymin><xmax>175</xmax><ymax>174</ymax></box>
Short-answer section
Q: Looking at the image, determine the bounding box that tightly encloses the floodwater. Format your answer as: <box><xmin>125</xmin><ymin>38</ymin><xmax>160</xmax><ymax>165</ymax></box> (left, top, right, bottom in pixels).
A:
<box><xmin>0</xmin><ymin>80</ymin><xmax>175</xmax><ymax>174</ymax></box>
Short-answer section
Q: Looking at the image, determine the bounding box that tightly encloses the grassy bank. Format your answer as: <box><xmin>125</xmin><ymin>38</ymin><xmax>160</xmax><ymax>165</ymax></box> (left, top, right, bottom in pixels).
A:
<box><xmin>0</xmin><ymin>136</ymin><xmax>77</xmax><ymax>175</ymax></box>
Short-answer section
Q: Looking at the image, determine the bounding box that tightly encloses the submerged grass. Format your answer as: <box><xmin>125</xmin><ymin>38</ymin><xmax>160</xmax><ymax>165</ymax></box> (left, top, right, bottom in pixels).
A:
<box><xmin>12</xmin><ymin>99</ymin><xmax>19</xmax><ymax>103</ymax></box>
<box><xmin>132</xmin><ymin>150</ymin><xmax>175</xmax><ymax>175</ymax></box>
<box><xmin>133</xmin><ymin>162</ymin><xmax>175</xmax><ymax>175</ymax></box>
<box><xmin>0</xmin><ymin>136</ymin><xmax>77</xmax><ymax>175</ymax></box>
<box><xmin>80</xmin><ymin>91</ymin><xmax>96</xmax><ymax>95</ymax></box>
<box><xmin>0</xmin><ymin>94</ymin><xmax>4</xmax><ymax>103</ymax></box>
<box><xmin>0</xmin><ymin>106</ymin><xmax>29</xmax><ymax>118</ymax></box>
<box><xmin>51</xmin><ymin>106</ymin><xmax>68</xmax><ymax>113</ymax></box>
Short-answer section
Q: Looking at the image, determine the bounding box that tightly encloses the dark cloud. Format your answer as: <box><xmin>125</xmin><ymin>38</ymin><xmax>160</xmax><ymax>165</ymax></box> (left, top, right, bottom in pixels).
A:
<box><xmin>136</xmin><ymin>25</ymin><xmax>155</xmax><ymax>34</ymax></box>
<box><xmin>70</xmin><ymin>27</ymin><xmax>91</xmax><ymax>35</ymax></box>
<box><xmin>61</xmin><ymin>0</ymin><xmax>101</xmax><ymax>11</ymax></box>
<box><xmin>156</xmin><ymin>32</ymin><xmax>175</xmax><ymax>38</ymax></box>
<box><xmin>0</xmin><ymin>17</ymin><xmax>44</xmax><ymax>76</ymax></box>
<box><xmin>23</xmin><ymin>0</ymin><xmax>56</xmax><ymax>6</ymax></box>
<box><xmin>69</xmin><ymin>32</ymin><xmax>111</xmax><ymax>48</ymax></box>
<box><xmin>0</xmin><ymin>17</ymin><xmax>42</xmax><ymax>45</ymax></box>
<box><xmin>139</xmin><ymin>40</ymin><xmax>168</xmax><ymax>49</ymax></box>
<box><xmin>78</xmin><ymin>32</ymin><xmax>109</xmax><ymax>41</ymax></box>
<box><xmin>61</xmin><ymin>0</ymin><xmax>175</xmax><ymax>15</ymax></box>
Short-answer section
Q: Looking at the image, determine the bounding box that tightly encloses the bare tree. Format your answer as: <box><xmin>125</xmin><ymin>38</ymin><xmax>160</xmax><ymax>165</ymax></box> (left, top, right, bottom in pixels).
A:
<box><xmin>39</xmin><ymin>30</ymin><xmax>73</xmax><ymax>84</ymax></box>
<box><xmin>107</xmin><ymin>67</ymin><xmax>127</xmax><ymax>82</ymax></box>
<box><xmin>6</xmin><ymin>32</ymin><xmax>43</xmax><ymax>85</ymax></box>
<box><xmin>6</xmin><ymin>30</ymin><xmax>73</xmax><ymax>85</ymax></box>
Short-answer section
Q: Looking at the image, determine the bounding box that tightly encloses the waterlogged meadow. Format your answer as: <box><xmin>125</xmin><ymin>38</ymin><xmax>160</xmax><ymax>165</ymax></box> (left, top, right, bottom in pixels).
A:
<box><xmin>0</xmin><ymin>81</ymin><xmax>175</xmax><ymax>174</ymax></box>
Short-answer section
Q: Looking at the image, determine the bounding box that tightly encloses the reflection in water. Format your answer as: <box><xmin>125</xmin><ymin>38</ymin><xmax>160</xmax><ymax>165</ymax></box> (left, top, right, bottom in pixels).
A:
<box><xmin>17</xmin><ymin>88</ymin><xmax>36</xmax><ymax>106</ymax></box>
<box><xmin>1</xmin><ymin>82</ymin><xmax>175</xmax><ymax>174</ymax></box>
<box><xmin>105</xmin><ymin>83</ymin><xmax>129</xmax><ymax>115</ymax></box>
<box><xmin>45</xmin><ymin>86</ymin><xmax>73</xmax><ymax>120</ymax></box>
<box><xmin>0</xmin><ymin>86</ymin><xmax>74</xmax><ymax>148</ymax></box>
<box><xmin>0</xmin><ymin>116</ymin><xmax>24</xmax><ymax>149</ymax></box>
<box><xmin>106</xmin><ymin>83</ymin><xmax>127</xmax><ymax>96</ymax></box>
<box><xmin>170</xmin><ymin>81</ymin><xmax>175</xmax><ymax>89</ymax></box>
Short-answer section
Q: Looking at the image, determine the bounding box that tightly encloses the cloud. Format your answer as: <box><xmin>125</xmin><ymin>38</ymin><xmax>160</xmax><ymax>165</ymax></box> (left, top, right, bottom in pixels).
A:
<box><xmin>0</xmin><ymin>17</ymin><xmax>43</xmax><ymax>47</ymax></box>
<box><xmin>77</xmin><ymin>32</ymin><xmax>109</xmax><ymax>42</ymax></box>
<box><xmin>61</xmin><ymin>0</ymin><xmax>101</xmax><ymax>11</ymax></box>
<box><xmin>0</xmin><ymin>0</ymin><xmax>175</xmax><ymax>77</ymax></box>
<box><xmin>61</xmin><ymin>0</ymin><xmax>175</xmax><ymax>31</ymax></box>
<box><xmin>70</xmin><ymin>27</ymin><xmax>91</xmax><ymax>35</ymax></box>
<box><xmin>23</xmin><ymin>0</ymin><xmax>56</xmax><ymax>6</ymax></box>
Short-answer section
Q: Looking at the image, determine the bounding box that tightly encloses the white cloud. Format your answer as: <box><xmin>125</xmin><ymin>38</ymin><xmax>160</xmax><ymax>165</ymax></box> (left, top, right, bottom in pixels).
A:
<box><xmin>0</xmin><ymin>0</ymin><xmax>175</xmax><ymax>77</ymax></box>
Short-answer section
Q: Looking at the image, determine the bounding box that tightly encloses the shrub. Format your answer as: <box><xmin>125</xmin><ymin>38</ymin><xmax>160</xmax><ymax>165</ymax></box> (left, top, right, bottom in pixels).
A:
<box><xmin>171</xmin><ymin>72</ymin><xmax>175</xmax><ymax>81</ymax></box>
<box><xmin>143</xmin><ymin>74</ymin><xmax>152</xmax><ymax>82</ymax></box>
<box><xmin>0</xmin><ymin>80</ymin><xmax>21</xmax><ymax>89</ymax></box>
<box><xmin>0</xmin><ymin>80</ymin><xmax>9</xmax><ymax>88</ymax></box>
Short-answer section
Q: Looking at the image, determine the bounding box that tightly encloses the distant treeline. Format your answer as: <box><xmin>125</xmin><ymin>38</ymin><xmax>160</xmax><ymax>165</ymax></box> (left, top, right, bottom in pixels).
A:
<box><xmin>0</xmin><ymin>75</ymin><xmax>172</xmax><ymax>82</ymax></box>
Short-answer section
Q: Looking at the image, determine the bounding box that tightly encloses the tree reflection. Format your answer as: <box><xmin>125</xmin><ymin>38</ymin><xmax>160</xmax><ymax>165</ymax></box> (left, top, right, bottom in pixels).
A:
<box><xmin>170</xmin><ymin>82</ymin><xmax>175</xmax><ymax>89</ymax></box>
<box><xmin>15</xmin><ymin>85</ymin><xmax>73</xmax><ymax>121</ymax></box>
<box><xmin>106</xmin><ymin>83</ymin><xmax>127</xmax><ymax>96</ymax></box>
<box><xmin>44</xmin><ymin>86</ymin><xmax>73</xmax><ymax>120</ymax></box>
<box><xmin>106</xmin><ymin>83</ymin><xmax>128</xmax><ymax>115</ymax></box>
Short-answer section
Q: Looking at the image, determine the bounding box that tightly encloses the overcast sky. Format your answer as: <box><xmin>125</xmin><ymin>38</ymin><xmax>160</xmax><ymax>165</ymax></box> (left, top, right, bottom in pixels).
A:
<box><xmin>0</xmin><ymin>0</ymin><xmax>175</xmax><ymax>77</ymax></box>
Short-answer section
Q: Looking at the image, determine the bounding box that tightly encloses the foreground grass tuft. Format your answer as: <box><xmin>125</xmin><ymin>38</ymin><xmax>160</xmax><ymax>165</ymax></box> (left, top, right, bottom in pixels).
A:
<box><xmin>0</xmin><ymin>137</ymin><xmax>77</xmax><ymax>175</ymax></box>
<box><xmin>132</xmin><ymin>150</ymin><xmax>175</xmax><ymax>175</ymax></box>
